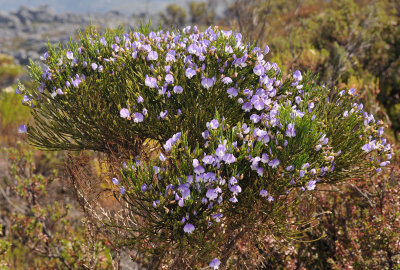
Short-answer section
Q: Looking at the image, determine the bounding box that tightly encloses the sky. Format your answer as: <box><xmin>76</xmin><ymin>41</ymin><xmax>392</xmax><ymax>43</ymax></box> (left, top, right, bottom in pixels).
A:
<box><xmin>0</xmin><ymin>0</ymin><xmax>190</xmax><ymax>15</ymax></box>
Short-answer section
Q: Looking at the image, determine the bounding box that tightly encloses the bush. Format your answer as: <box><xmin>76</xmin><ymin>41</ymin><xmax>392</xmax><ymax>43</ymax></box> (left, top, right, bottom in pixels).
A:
<box><xmin>19</xmin><ymin>25</ymin><xmax>393</xmax><ymax>268</ymax></box>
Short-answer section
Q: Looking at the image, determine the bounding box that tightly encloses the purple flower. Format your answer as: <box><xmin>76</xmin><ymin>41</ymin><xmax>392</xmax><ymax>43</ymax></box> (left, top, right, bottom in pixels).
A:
<box><xmin>165</xmin><ymin>74</ymin><xmax>174</xmax><ymax>84</ymax></box>
<box><xmin>227</xmin><ymin>87</ymin><xmax>238</xmax><ymax>97</ymax></box>
<box><xmin>293</xmin><ymin>70</ymin><xmax>302</xmax><ymax>81</ymax></box>
<box><xmin>145</xmin><ymin>76</ymin><xmax>158</xmax><ymax>88</ymax></box>
<box><xmin>253</xmin><ymin>100</ymin><xmax>264</xmax><ymax>111</ymax></box>
<box><xmin>91</xmin><ymin>63</ymin><xmax>98</xmax><ymax>70</ymax></box>
<box><xmin>223</xmin><ymin>153</ymin><xmax>236</xmax><ymax>164</ymax></box>
<box><xmin>133</xmin><ymin>112</ymin><xmax>144</xmax><ymax>123</ymax></box>
<box><xmin>264</xmin><ymin>45</ymin><xmax>270</xmax><ymax>54</ymax></box>
<box><xmin>120</xmin><ymin>108</ymin><xmax>130</xmax><ymax>118</ymax></box>
<box><xmin>120</xmin><ymin>186</ymin><xmax>126</xmax><ymax>195</ymax></box>
<box><xmin>206</xmin><ymin>189</ymin><xmax>218</xmax><ymax>200</ymax></box>
<box><xmin>212</xmin><ymin>213</ymin><xmax>223</xmax><ymax>222</ymax></box>
<box><xmin>137</xmin><ymin>96</ymin><xmax>144</xmax><ymax>103</ymax></box>
<box><xmin>215</xmin><ymin>144</ymin><xmax>226</xmax><ymax>158</ymax></box>
<box><xmin>56</xmin><ymin>88</ymin><xmax>64</xmax><ymax>95</ymax></box>
<box><xmin>253</xmin><ymin>65</ymin><xmax>264</xmax><ymax>76</ymax></box>
<box><xmin>187</xmin><ymin>44</ymin><xmax>200</xmax><ymax>55</ymax></box>
<box><xmin>230</xmin><ymin>197</ymin><xmax>238</xmax><ymax>203</ymax></box>
<box><xmin>260</xmin><ymin>189</ymin><xmax>268</xmax><ymax>197</ymax></box>
<box><xmin>166</xmin><ymin>51</ymin><xmax>176</xmax><ymax>62</ymax></box>
<box><xmin>209</xmin><ymin>258</ymin><xmax>221</xmax><ymax>269</ymax></box>
<box><xmin>66</xmin><ymin>51</ymin><xmax>73</xmax><ymax>60</ymax></box>
<box><xmin>100</xmin><ymin>37</ymin><xmax>107</xmax><ymax>46</ymax></box>
<box><xmin>18</xmin><ymin>124</ymin><xmax>27</xmax><ymax>134</ymax></box>
<box><xmin>209</xmin><ymin>119</ymin><xmax>219</xmax><ymax>130</ymax></box>
<box><xmin>159</xmin><ymin>152</ymin><xmax>166</xmax><ymax>162</ymax></box>
<box><xmin>230</xmin><ymin>185</ymin><xmax>242</xmax><ymax>195</ymax></box>
<box><xmin>203</xmin><ymin>155</ymin><xmax>215</xmax><ymax>165</ymax></box>
<box><xmin>183</xmin><ymin>223</ymin><xmax>195</xmax><ymax>234</ymax></box>
<box><xmin>173</xmin><ymin>85</ymin><xmax>183</xmax><ymax>94</ymax></box>
<box><xmin>306</xmin><ymin>180</ymin><xmax>316</xmax><ymax>190</ymax></box>
<box><xmin>185</xmin><ymin>68</ymin><xmax>196</xmax><ymax>79</ymax></box>
<box><xmin>147</xmin><ymin>51</ymin><xmax>158</xmax><ymax>61</ymax></box>
<box><xmin>141</xmin><ymin>184</ymin><xmax>147</xmax><ymax>192</ymax></box>
<box><xmin>160</xmin><ymin>110</ymin><xmax>168</xmax><ymax>119</ymax></box>
<box><xmin>286</xmin><ymin>123</ymin><xmax>296</xmax><ymax>137</ymax></box>
<box><xmin>308</xmin><ymin>102</ymin><xmax>314</xmax><ymax>112</ymax></box>
<box><xmin>222</xmin><ymin>77</ymin><xmax>233</xmax><ymax>84</ymax></box>
<box><xmin>241</xmin><ymin>102</ymin><xmax>252</xmax><ymax>112</ymax></box>
<box><xmin>201</xmin><ymin>77</ymin><xmax>214</xmax><ymax>89</ymax></box>
<box><xmin>268</xmin><ymin>159</ymin><xmax>280</xmax><ymax>168</ymax></box>
<box><xmin>112</xmin><ymin>178</ymin><xmax>119</xmax><ymax>185</ymax></box>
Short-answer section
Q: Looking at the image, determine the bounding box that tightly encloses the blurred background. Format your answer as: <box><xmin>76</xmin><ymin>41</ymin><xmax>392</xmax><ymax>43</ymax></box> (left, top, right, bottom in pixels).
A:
<box><xmin>0</xmin><ymin>0</ymin><xmax>399</xmax><ymax>269</ymax></box>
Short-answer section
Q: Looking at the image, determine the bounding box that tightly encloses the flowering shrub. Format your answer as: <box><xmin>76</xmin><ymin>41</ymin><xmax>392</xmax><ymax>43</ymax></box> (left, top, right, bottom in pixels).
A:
<box><xmin>19</xmin><ymin>25</ymin><xmax>393</xmax><ymax>267</ymax></box>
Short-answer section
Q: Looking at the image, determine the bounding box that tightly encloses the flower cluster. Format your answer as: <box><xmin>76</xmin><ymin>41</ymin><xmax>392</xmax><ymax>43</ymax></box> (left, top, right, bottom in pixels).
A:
<box><xmin>21</xmin><ymin>25</ymin><xmax>392</xmax><ymax>267</ymax></box>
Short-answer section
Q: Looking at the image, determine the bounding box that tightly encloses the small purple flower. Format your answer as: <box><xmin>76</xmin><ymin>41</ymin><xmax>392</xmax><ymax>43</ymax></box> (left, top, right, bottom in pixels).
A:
<box><xmin>206</xmin><ymin>189</ymin><xmax>218</xmax><ymax>200</ymax></box>
<box><xmin>264</xmin><ymin>45</ymin><xmax>270</xmax><ymax>54</ymax></box>
<box><xmin>260</xmin><ymin>189</ymin><xmax>268</xmax><ymax>197</ymax></box>
<box><xmin>209</xmin><ymin>119</ymin><xmax>219</xmax><ymax>130</ymax></box>
<box><xmin>160</xmin><ymin>110</ymin><xmax>168</xmax><ymax>119</ymax></box>
<box><xmin>120</xmin><ymin>108</ymin><xmax>130</xmax><ymax>118</ymax></box>
<box><xmin>147</xmin><ymin>51</ymin><xmax>158</xmax><ymax>61</ymax></box>
<box><xmin>221</xmin><ymin>77</ymin><xmax>232</xmax><ymax>84</ymax></box>
<box><xmin>185</xmin><ymin>68</ymin><xmax>196</xmax><ymax>79</ymax></box>
<box><xmin>66</xmin><ymin>51</ymin><xmax>73</xmax><ymax>60</ymax></box>
<box><xmin>201</xmin><ymin>77</ymin><xmax>214</xmax><ymax>89</ymax></box>
<box><xmin>209</xmin><ymin>258</ymin><xmax>221</xmax><ymax>269</ymax></box>
<box><xmin>306</xmin><ymin>180</ymin><xmax>316</xmax><ymax>190</ymax></box>
<box><xmin>253</xmin><ymin>100</ymin><xmax>264</xmax><ymax>111</ymax></box>
<box><xmin>159</xmin><ymin>152</ymin><xmax>166</xmax><ymax>162</ymax></box>
<box><xmin>227</xmin><ymin>87</ymin><xmax>238</xmax><ymax>97</ymax></box>
<box><xmin>183</xmin><ymin>223</ymin><xmax>195</xmax><ymax>234</ymax></box>
<box><xmin>268</xmin><ymin>159</ymin><xmax>280</xmax><ymax>168</ymax></box>
<box><xmin>112</xmin><ymin>178</ymin><xmax>119</xmax><ymax>185</ymax></box>
<box><xmin>56</xmin><ymin>88</ymin><xmax>63</xmax><ymax>95</ymax></box>
<box><xmin>145</xmin><ymin>76</ymin><xmax>158</xmax><ymax>88</ymax></box>
<box><xmin>91</xmin><ymin>63</ymin><xmax>98</xmax><ymax>70</ymax></box>
<box><xmin>253</xmin><ymin>65</ymin><xmax>264</xmax><ymax>76</ymax></box>
<box><xmin>308</xmin><ymin>102</ymin><xmax>314</xmax><ymax>112</ymax></box>
<box><xmin>230</xmin><ymin>197</ymin><xmax>238</xmax><ymax>203</ymax></box>
<box><xmin>286</xmin><ymin>123</ymin><xmax>296</xmax><ymax>137</ymax></box>
<box><xmin>241</xmin><ymin>102</ymin><xmax>252</xmax><ymax>112</ymax></box>
<box><xmin>137</xmin><ymin>96</ymin><xmax>144</xmax><ymax>103</ymax></box>
<box><xmin>120</xmin><ymin>186</ymin><xmax>126</xmax><ymax>195</ymax></box>
<box><xmin>230</xmin><ymin>185</ymin><xmax>242</xmax><ymax>195</ymax></box>
<box><xmin>165</xmin><ymin>74</ymin><xmax>174</xmax><ymax>84</ymax></box>
<box><xmin>293</xmin><ymin>70</ymin><xmax>302</xmax><ymax>81</ymax></box>
<box><xmin>141</xmin><ymin>184</ymin><xmax>147</xmax><ymax>192</ymax></box>
<box><xmin>212</xmin><ymin>213</ymin><xmax>223</xmax><ymax>222</ymax></box>
<box><xmin>173</xmin><ymin>85</ymin><xmax>183</xmax><ymax>94</ymax></box>
<box><xmin>18</xmin><ymin>124</ymin><xmax>27</xmax><ymax>134</ymax></box>
<box><xmin>223</xmin><ymin>153</ymin><xmax>236</xmax><ymax>164</ymax></box>
<box><xmin>133</xmin><ymin>112</ymin><xmax>144</xmax><ymax>123</ymax></box>
<box><xmin>203</xmin><ymin>155</ymin><xmax>215</xmax><ymax>165</ymax></box>
<box><xmin>100</xmin><ymin>37</ymin><xmax>107</xmax><ymax>46</ymax></box>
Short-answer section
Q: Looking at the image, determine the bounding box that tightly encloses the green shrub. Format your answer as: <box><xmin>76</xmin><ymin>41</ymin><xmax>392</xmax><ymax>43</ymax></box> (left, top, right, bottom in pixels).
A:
<box><xmin>19</xmin><ymin>25</ymin><xmax>392</xmax><ymax>268</ymax></box>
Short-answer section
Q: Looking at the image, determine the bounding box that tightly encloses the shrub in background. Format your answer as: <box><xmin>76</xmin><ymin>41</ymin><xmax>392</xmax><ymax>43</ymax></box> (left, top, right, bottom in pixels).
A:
<box><xmin>18</xmin><ymin>25</ymin><xmax>393</xmax><ymax>268</ymax></box>
<box><xmin>0</xmin><ymin>144</ymin><xmax>112</xmax><ymax>269</ymax></box>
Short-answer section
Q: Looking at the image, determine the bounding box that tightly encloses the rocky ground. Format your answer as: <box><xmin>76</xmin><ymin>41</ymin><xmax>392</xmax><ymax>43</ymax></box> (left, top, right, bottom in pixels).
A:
<box><xmin>0</xmin><ymin>5</ymin><xmax>153</xmax><ymax>66</ymax></box>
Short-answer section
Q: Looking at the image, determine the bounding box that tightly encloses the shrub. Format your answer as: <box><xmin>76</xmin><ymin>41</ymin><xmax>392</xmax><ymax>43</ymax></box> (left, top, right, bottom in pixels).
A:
<box><xmin>18</xmin><ymin>25</ymin><xmax>393</xmax><ymax>268</ymax></box>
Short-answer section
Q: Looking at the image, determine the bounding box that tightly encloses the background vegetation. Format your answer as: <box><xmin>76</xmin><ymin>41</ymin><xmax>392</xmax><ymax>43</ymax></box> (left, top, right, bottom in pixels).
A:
<box><xmin>0</xmin><ymin>0</ymin><xmax>399</xmax><ymax>269</ymax></box>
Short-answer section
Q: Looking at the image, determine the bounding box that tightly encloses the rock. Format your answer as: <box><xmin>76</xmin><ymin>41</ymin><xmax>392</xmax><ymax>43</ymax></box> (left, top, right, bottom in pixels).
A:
<box><xmin>0</xmin><ymin>11</ymin><xmax>22</xmax><ymax>29</ymax></box>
